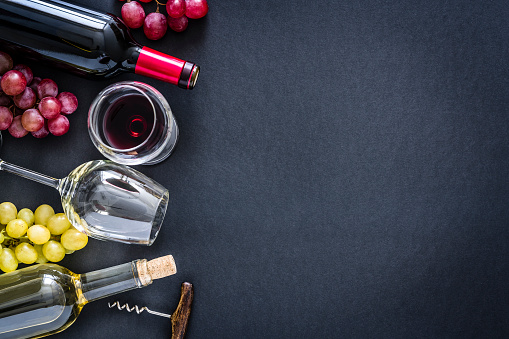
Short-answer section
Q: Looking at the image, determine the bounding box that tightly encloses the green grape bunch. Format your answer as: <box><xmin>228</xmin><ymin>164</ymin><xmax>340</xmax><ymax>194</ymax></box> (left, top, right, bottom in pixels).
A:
<box><xmin>0</xmin><ymin>202</ymin><xmax>89</xmax><ymax>273</ymax></box>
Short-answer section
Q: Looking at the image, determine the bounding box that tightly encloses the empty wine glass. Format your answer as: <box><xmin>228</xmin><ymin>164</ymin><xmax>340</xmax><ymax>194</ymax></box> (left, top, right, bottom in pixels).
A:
<box><xmin>0</xmin><ymin>132</ymin><xmax>168</xmax><ymax>245</ymax></box>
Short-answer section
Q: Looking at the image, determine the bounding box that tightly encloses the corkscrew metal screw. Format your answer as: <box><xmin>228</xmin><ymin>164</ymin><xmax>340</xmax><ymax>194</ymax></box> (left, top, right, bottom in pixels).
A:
<box><xmin>108</xmin><ymin>301</ymin><xmax>172</xmax><ymax>318</ymax></box>
<box><xmin>108</xmin><ymin>282</ymin><xmax>194</xmax><ymax>339</ymax></box>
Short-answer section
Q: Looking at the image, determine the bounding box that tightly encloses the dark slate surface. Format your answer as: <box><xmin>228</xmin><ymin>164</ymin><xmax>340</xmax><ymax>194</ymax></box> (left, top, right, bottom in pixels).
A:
<box><xmin>1</xmin><ymin>0</ymin><xmax>509</xmax><ymax>338</ymax></box>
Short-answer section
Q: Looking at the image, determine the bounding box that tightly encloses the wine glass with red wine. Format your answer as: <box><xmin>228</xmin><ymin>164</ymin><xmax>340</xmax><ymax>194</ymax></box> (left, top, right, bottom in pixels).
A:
<box><xmin>88</xmin><ymin>81</ymin><xmax>179</xmax><ymax>165</ymax></box>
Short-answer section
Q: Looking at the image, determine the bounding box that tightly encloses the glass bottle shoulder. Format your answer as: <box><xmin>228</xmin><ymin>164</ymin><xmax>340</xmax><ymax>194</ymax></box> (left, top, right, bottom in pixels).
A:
<box><xmin>0</xmin><ymin>264</ymin><xmax>84</xmax><ymax>339</ymax></box>
<box><xmin>0</xmin><ymin>0</ymin><xmax>140</xmax><ymax>78</ymax></box>
<box><xmin>0</xmin><ymin>263</ymin><xmax>79</xmax><ymax>294</ymax></box>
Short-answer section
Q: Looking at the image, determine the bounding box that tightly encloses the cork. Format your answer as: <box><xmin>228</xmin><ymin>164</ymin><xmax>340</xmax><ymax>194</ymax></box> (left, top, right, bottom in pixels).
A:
<box><xmin>136</xmin><ymin>255</ymin><xmax>177</xmax><ymax>286</ymax></box>
<box><xmin>148</xmin><ymin>255</ymin><xmax>177</xmax><ymax>280</ymax></box>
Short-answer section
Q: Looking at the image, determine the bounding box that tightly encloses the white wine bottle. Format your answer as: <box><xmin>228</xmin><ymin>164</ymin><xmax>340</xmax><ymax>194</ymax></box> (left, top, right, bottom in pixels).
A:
<box><xmin>0</xmin><ymin>255</ymin><xmax>177</xmax><ymax>338</ymax></box>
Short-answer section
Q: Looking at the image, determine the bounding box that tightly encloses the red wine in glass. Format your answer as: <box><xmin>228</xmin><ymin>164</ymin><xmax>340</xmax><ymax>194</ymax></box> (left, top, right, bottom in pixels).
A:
<box><xmin>103</xmin><ymin>94</ymin><xmax>155</xmax><ymax>149</ymax></box>
<box><xmin>89</xmin><ymin>81</ymin><xmax>179</xmax><ymax>165</ymax></box>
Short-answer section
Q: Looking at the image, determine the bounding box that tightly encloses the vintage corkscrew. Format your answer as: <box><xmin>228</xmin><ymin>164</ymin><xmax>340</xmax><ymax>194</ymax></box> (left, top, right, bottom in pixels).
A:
<box><xmin>108</xmin><ymin>282</ymin><xmax>194</xmax><ymax>339</ymax></box>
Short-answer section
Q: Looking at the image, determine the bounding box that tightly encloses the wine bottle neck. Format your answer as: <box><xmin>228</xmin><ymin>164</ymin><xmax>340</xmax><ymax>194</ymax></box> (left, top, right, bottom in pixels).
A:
<box><xmin>134</xmin><ymin>46</ymin><xmax>200</xmax><ymax>89</ymax></box>
<box><xmin>80</xmin><ymin>260</ymin><xmax>151</xmax><ymax>304</ymax></box>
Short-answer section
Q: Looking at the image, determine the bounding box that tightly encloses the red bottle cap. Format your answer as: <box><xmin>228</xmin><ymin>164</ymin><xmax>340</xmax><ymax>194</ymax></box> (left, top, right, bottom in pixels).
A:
<box><xmin>135</xmin><ymin>46</ymin><xmax>199</xmax><ymax>89</ymax></box>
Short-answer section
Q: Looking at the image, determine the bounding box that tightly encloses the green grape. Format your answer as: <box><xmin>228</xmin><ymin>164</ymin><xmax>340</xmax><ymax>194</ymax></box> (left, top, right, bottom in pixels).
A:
<box><xmin>8</xmin><ymin>246</ymin><xmax>19</xmax><ymax>264</ymax></box>
<box><xmin>0</xmin><ymin>248</ymin><xmax>18</xmax><ymax>273</ymax></box>
<box><xmin>0</xmin><ymin>232</ymin><xmax>4</xmax><ymax>243</ymax></box>
<box><xmin>6</xmin><ymin>219</ymin><xmax>28</xmax><ymax>238</ymax></box>
<box><xmin>42</xmin><ymin>240</ymin><xmax>65</xmax><ymax>262</ymax></box>
<box><xmin>46</xmin><ymin>213</ymin><xmax>71</xmax><ymax>235</ymax></box>
<box><xmin>0</xmin><ymin>202</ymin><xmax>17</xmax><ymax>225</ymax></box>
<box><xmin>34</xmin><ymin>244</ymin><xmax>48</xmax><ymax>264</ymax></box>
<box><xmin>60</xmin><ymin>229</ymin><xmax>88</xmax><ymax>251</ymax></box>
<box><xmin>34</xmin><ymin>204</ymin><xmax>55</xmax><ymax>226</ymax></box>
<box><xmin>17</xmin><ymin>208</ymin><xmax>35</xmax><ymax>226</ymax></box>
<box><xmin>15</xmin><ymin>243</ymin><xmax>38</xmax><ymax>264</ymax></box>
<box><xmin>27</xmin><ymin>225</ymin><xmax>51</xmax><ymax>245</ymax></box>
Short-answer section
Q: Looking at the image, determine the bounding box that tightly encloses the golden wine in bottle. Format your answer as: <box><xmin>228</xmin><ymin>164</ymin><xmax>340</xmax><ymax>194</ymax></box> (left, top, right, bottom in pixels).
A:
<box><xmin>0</xmin><ymin>255</ymin><xmax>177</xmax><ymax>339</ymax></box>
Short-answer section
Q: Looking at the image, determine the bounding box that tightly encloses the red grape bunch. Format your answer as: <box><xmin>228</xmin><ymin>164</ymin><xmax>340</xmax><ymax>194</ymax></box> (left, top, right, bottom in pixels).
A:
<box><xmin>119</xmin><ymin>0</ymin><xmax>208</xmax><ymax>38</ymax></box>
<box><xmin>0</xmin><ymin>52</ymin><xmax>78</xmax><ymax>138</ymax></box>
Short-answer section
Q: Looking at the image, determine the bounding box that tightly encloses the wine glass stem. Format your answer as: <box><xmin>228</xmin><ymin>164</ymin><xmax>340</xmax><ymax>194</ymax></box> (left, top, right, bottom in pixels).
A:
<box><xmin>0</xmin><ymin>160</ymin><xmax>60</xmax><ymax>190</ymax></box>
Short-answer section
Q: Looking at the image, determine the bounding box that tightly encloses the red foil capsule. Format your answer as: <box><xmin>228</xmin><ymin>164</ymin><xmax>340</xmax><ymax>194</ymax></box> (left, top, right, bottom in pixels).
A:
<box><xmin>135</xmin><ymin>46</ymin><xmax>199</xmax><ymax>89</ymax></box>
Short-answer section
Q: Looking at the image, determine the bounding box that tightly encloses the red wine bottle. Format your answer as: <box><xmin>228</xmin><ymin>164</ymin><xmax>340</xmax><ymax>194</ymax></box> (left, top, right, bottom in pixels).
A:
<box><xmin>0</xmin><ymin>0</ymin><xmax>199</xmax><ymax>89</ymax></box>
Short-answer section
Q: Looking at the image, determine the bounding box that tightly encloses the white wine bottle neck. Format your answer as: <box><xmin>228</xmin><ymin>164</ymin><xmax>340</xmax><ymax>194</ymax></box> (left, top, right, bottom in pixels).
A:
<box><xmin>80</xmin><ymin>261</ymin><xmax>144</xmax><ymax>304</ymax></box>
<box><xmin>79</xmin><ymin>255</ymin><xmax>176</xmax><ymax>304</ymax></box>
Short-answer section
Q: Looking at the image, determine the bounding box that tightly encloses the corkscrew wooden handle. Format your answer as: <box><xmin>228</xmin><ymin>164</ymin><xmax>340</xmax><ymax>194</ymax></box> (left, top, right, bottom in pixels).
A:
<box><xmin>170</xmin><ymin>282</ymin><xmax>194</xmax><ymax>339</ymax></box>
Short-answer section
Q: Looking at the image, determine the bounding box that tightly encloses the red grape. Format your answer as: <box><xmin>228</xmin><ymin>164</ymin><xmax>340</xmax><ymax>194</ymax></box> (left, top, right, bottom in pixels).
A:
<box><xmin>0</xmin><ymin>92</ymin><xmax>11</xmax><ymax>106</ymax></box>
<box><xmin>8</xmin><ymin>115</ymin><xmax>28</xmax><ymax>138</ymax></box>
<box><xmin>38</xmin><ymin>96</ymin><xmax>62</xmax><ymax>119</ymax></box>
<box><xmin>185</xmin><ymin>0</ymin><xmax>208</xmax><ymax>19</ymax></box>
<box><xmin>144</xmin><ymin>12</ymin><xmax>167</xmax><ymax>40</ymax></box>
<box><xmin>1</xmin><ymin>70</ymin><xmax>27</xmax><ymax>96</ymax></box>
<box><xmin>0</xmin><ymin>52</ymin><xmax>13</xmax><ymax>75</ymax></box>
<box><xmin>29</xmin><ymin>77</ymin><xmax>42</xmax><ymax>92</ymax></box>
<box><xmin>57</xmin><ymin>92</ymin><xmax>78</xmax><ymax>115</ymax></box>
<box><xmin>0</xmin><ymin>106</ymin><xmax>13</xmax><ymax>130</ymax></box>
<box><xmin>167</xmin><ymin>0</ymin><xmax>186</xmax><ymax>18</ymax></box>
<box><xmin>0</xmin><ymin>56</ymin><xmax>77</xmax><ymax>139</ymax></box>
<box><xmin>31</xmin><ymin>121</ymin><xmax>50</xmax><ymax>138</ymax></box>
<box><xmin>21</xmin><ymin>108</ymin><xmax>45</xmax><ymax>132</ymax></box>
<box><xmin>13</xmin><ymin>87</ymin><xmax>36</xmax><ymax>110</ymax></box>
<box><xmin>121</xmin><ymin>1</ymin><xmax>145</xmax><ymax>29</ymax></box>
<box><xmin>13</xmin><ymin>64</ymin><xmax>33</xmax><ymax>85</ymax></box>
<box><xmin>168</xmin><ymin>15</ymin><xmax>188</xmax><ymax>32</ymax></box>
<box><xmin>37</xmin><ymin>78</ymin><xmax>58</xmax><ymax>99</ymax></box>
<box><xmin>48</xmin><ymin>115</ymin><xmax>69</xmax><ymax>136</ymax></box>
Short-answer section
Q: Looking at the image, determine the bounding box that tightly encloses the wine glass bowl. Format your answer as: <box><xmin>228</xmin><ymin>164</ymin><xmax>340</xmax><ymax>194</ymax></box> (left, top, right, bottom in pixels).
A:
<box><xmin>88</xmin><ymin>81</ymin><xmax>179</xmax><ymax>165</ymax></box>
<box><xmin>60</xmin><ymin>161</ymin><xmax>169</xmax><ymax>245</ymax></box>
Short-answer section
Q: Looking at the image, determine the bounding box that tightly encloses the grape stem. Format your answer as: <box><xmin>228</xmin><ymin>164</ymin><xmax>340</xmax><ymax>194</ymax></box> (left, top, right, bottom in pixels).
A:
<box><xmin>0</xmin><ymin>229</ymin><xmax>58</xmax><ymax>246</ymax></box>
<box><xmin>155</xmin><ymin>0</ymin><xmax>167</xmax><ymax>6</ymax></box>
<box><xmin>1</xmin><ymin>234</ymin><xmax>28</xmax><ymax>248</ymax></box>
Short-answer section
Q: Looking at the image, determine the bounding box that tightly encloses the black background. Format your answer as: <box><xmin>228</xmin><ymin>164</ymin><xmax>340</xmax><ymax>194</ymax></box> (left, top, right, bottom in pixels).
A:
<box><xmin>1</xmin><ymin>0</ymin><xmax>509</xmax><ymax>338</ymax></box>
